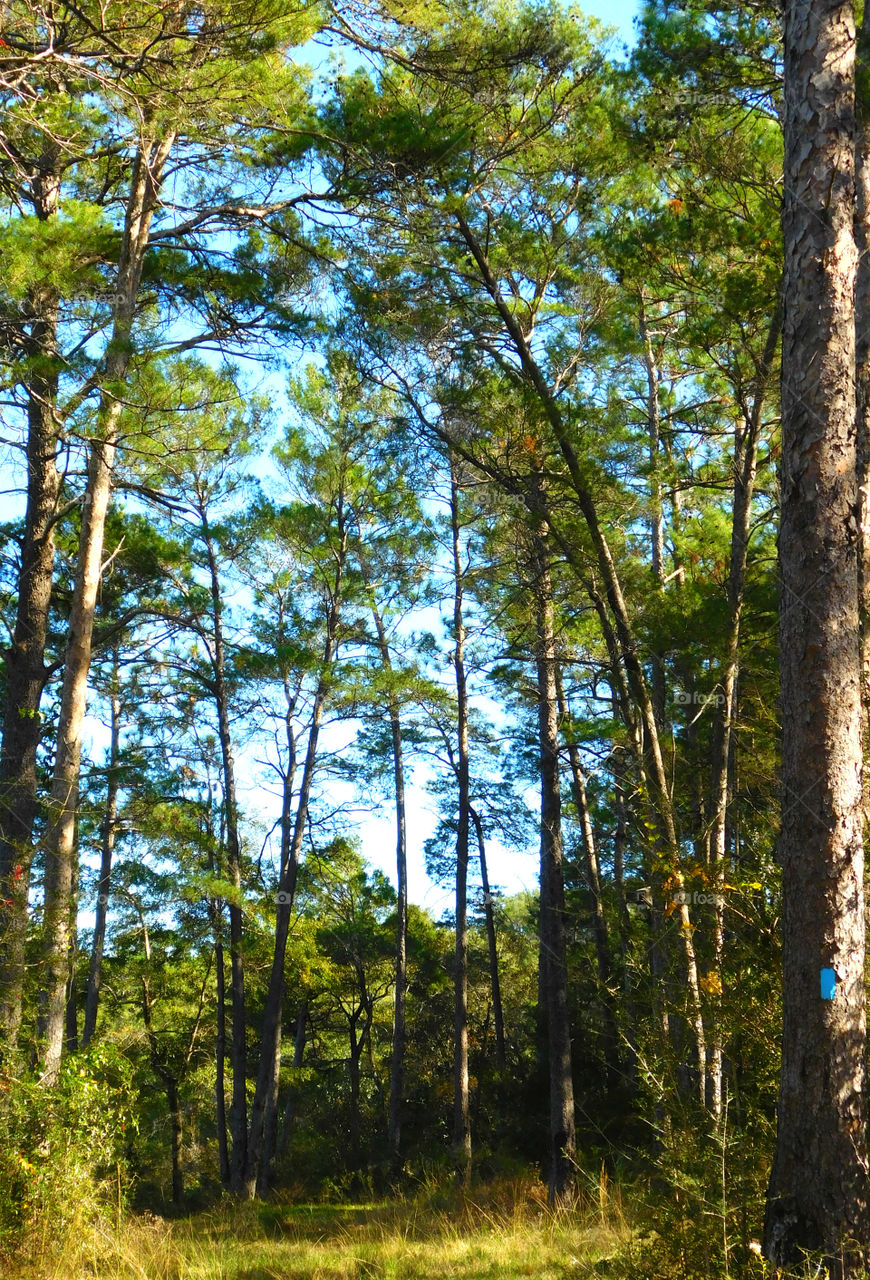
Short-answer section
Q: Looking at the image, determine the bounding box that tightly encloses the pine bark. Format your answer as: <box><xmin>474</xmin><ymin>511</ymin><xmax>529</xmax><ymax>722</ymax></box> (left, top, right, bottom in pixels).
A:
<box><xmin>764</xmin><ymin>0</ymin><xmax>869</xmax><ymax>1268</ymax></box>
<box><xmin>36</xmin><ymin>134</ymin><xmax>175</xmax><ymax>1084</ymax></box>
<box><xmin>0</xmin><ymin>157</ymin><xmax>62</xmax><ymax>1055</ymax></box>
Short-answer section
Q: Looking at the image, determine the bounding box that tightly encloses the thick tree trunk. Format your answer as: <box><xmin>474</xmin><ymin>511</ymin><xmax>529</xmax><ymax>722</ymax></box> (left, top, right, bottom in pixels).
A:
<box><xmin>0</xmin><ymin>159</ymin><xmax>62</xmax><ymax>1055</ymax></box>
<box><xmin>372</xmin><ymin>608</ymin><xmax>409</xmax><ymax>1177</ymax></box>
<box><xmin>857</xmin><ymin>2</ymin><xmax>870</xmax><ymax>708</ymax></box>
<box><xmin>83</xmin><ymin>665</ymin><xmax>121</xmax><ymax>1047</ymax></box>
<box><xmin>470</xmin><ymin>806</ymin><xmax>505</xmax><ymax>1070</ymax></box>
<box><xmin>36</xmin><ymin>134</ymin><xmax>174</xmax><ymax>1085</ymax></box>
<box><xmin>531</xmin><ymin>527</ymin><xmax>575</xmax><ymax>1204</ymax></box>
<box><xmin>764</xmin><ymin>1</ymin><xmax>868</xmax><ymax>1270</ymax></box>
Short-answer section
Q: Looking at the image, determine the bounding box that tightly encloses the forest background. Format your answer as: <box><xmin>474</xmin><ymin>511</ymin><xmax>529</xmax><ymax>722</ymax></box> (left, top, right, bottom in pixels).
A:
<box><xmin>0</xmin><ymin>0</ymin><xmax>793</xmax><ymax>1276</ymax></box>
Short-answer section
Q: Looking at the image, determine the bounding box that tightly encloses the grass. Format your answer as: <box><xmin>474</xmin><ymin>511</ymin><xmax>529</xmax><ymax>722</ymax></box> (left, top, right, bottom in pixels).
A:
<box><xmin>4</xmin><ymin>1178</ymin><xmax>634</xmax><ymax>1280</ymax></box>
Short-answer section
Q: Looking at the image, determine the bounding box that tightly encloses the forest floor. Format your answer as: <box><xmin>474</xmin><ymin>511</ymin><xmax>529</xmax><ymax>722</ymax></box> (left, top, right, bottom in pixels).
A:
<box><xmin>12</xmin><ymin>1186</ymin><xmax>638</xmax><ymax>1280</ymax></box>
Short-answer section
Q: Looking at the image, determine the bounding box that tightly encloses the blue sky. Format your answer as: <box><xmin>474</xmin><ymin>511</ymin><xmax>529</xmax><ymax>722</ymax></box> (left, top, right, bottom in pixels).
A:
<box><xmin>580</xmin><ymin>0</ymin><xmax>641</xmax><ymax>50</ymax></box>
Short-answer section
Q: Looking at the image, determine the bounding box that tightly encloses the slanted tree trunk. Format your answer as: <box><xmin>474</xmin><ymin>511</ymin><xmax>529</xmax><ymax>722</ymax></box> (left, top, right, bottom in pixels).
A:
<box><xmin>83</xmin><ymin>659</ymin><xmax>122</xmax><ymax>1047</ymax></box>
<box><xmin>454</xmin><ymin>211</ymin><xmax>707</xmax><ymax>1107</ymax></box>
<box><xmin>470</xmin><ymin>806</ymin><xmax>505</xmax><ymax>1070</ymax></box>
<box><xmin>764</xmin><ymin>0</ymin><xmax>869</xmax><ymax>1270</ymax></box>
<box><xmin>531</xmin><ymin>526</ymin><xmax>576</xmax><ymax>1204</ymax></box>
<box><xmin>37</xmin><ymin>133</ymin><xmax>175</xmax><ymax>1085</ymax></box>
<box><xmin>449</xmin><ymin>455</ymin><xmax>472</xmax><ymax>1189</ymax></box>
<box><xmin>0</xmin><ymin>156</ymin><xmax>62</xmax><ymax>1057</ymax></box>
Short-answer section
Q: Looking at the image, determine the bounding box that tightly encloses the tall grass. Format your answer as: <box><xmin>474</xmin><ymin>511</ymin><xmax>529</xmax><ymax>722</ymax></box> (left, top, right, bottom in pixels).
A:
<box><xmin>6</xmin><ymin>1175</ymin><xmax>633</xmax><ymax>1280</ymax></box>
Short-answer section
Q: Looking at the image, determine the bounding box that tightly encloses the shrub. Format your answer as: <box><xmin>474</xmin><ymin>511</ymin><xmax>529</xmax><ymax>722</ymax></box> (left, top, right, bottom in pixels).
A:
<box><xmin>0</xmin><ymin>1043</ymin><xmax>137</xmax><ymax>1266</ymax></box>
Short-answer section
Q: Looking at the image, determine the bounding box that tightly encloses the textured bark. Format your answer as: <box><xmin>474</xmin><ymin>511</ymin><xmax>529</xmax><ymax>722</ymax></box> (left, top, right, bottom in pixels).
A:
<box><xmin>857</xmin><ymin>3</ymin><xmax>870</xmax><ymax>707</ymax></box>
<box><xmin>37</xmin><ymin>134</ymin><xmax>175</xmax><ymax>1084</ymax></box>
<box><xmin>83</xmin><ymin>664</ymin><xmax>121</xmax><ymax>1047</ymax></box>
<box><xmin>764</xmin><ymin>0</ymin><xmax>869</xmax><ymax>1269</ymax></box>
<box><xmin>0</xmin><ymin>157</ymin><xmax>62</xmax><ymax>1055</ymax></box>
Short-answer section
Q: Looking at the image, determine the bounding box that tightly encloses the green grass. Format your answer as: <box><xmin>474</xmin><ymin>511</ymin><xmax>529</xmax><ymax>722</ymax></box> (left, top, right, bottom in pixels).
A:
<box><xmin>6</xmin><ymin>1180</ymin><xmax>633</xmax><ymax>1280</ymax></box>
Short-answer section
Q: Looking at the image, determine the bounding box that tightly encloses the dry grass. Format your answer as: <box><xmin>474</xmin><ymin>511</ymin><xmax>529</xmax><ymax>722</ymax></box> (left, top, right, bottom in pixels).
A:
<box><xmin>3</xmin><ymin>1177</ymin><xmax>634</xmax><ymax>1280</ymax></box>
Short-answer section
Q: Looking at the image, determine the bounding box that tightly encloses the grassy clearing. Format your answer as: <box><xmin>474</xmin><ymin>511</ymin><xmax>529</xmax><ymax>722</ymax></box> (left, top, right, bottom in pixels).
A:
<box><xmin>5</xmin><ymin>1181</ymin><xmax>634</xmax><ymax>1280</ymax></box>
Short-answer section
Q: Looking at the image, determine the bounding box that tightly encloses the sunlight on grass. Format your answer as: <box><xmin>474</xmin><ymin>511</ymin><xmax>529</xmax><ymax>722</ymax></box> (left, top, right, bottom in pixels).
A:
<box><xmin>7</xmin><ymin>1181</ymin><xmax>634</xmax><ymax>1280</ymax></box>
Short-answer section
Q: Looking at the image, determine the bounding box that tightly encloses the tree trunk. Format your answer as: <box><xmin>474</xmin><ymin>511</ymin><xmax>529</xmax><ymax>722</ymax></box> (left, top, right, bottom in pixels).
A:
<box><xmin>857</xmin><ymin>0</ymin><xmax>870</xmax><ymax>713</ymax></box>
<box><xmin>531</xmin><ymin>527</ymin><xmax>576</xmax><ymax>1204</ymax></box>
<box><xmin>639</xmin><ymin>295</ymin><xmax>667</xmax><ymax>730</ymax></box>
<box><xmin>470</xmin><ymin>806</ymin><xmax>505</xmax><ymax>1071</ymax></box>
<box><xmin>167</xmin><ymin>1075</ymin><xmax>184</xmax><ymax>1206</ymax></box>
<box><xmin>83</xmin><ymin>661</ymin><xmax>121</xmax><ymax>1047</ymax></box>
<box><xmin>278</xmin><ymin>1002</ymin><xmax>308</xmax><ymax>1158</ymax></box>
<box><xmin>0</xmin><ymin>157</ymin><xmax>62</xmax><ymax>1056</ymax></box>
<box><xmin>455</xmin><ymin>210</ymin><xmax>707</xmax><ymax>1105</ymax></box>
<box><xmin>202</xmin><ymin>520</ymin><xmax>249</xmax><ymax>1192</ymax></box>
<box><xmin>705</xmin><ymin>304</ymin><xmax>781</xmax><ymax>1118</ymax></box>
<box><xmin>555</xmin><ymin>668</ymin><xmax>619</xmax><ymax>1083</ymax></box>
<box><xmin>36</xmin><ymin>134</ymin><xmax>174</xmax><ymax>1085</ymax></box>
<box><xmin>214</xmin><ymin>933</ymin><xmax>230</xmax><ymax>1186</ymax></box>
<box><xmin>64</xmin><ymin>837</ymin><xmax>79</xmax><ymax>1052</ymax></box>
<box><xmin>449</xmin><ymin>454</ymin><xmax>472</xmax><ymax>1189</ymax></box>
<box><xmin>243</xmin><ymin>539</ymin><xmax>346</xmax><ymax>1198</ymax></box>
<box><xmin>764</xmin><ymin>0</ymin><xmax>868</xmax><ymax>1269</ymax></box>
<box><xmin>372</xmin><ymin>608</ymin><xmax>409</xmax><ymax>1177</ymax></box>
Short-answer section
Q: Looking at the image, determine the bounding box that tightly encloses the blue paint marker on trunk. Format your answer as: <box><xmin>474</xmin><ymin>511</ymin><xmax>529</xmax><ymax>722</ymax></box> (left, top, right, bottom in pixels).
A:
<box><xmin>821</xmin><ymin>968</ymin><xmax>837</xmax><ymax>1000</ymax></box>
